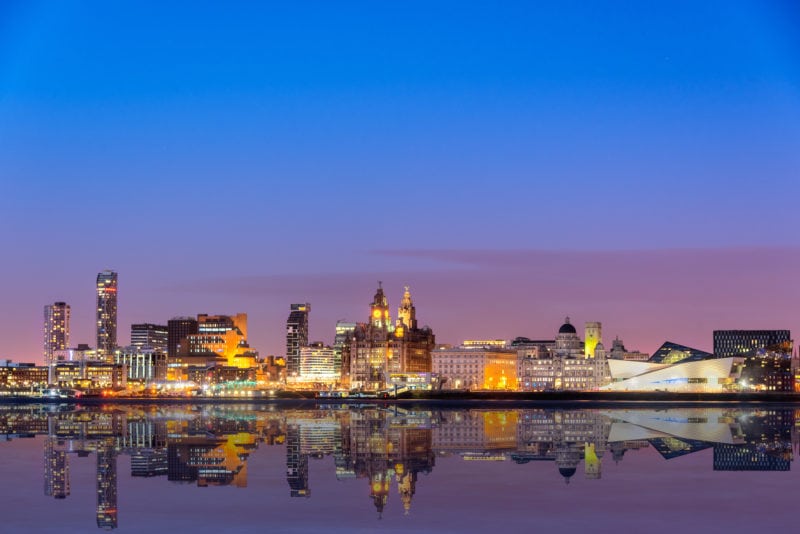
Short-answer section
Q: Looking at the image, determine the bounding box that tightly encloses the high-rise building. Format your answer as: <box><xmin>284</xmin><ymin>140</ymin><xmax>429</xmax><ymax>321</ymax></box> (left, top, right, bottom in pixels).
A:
<box><xmin>286</xmin><ymin>304</ymin><xmax>310</xmax><ymax>378</ymax></box>
<box><xmin>96</xmin><ymin>270</ymin><xmax>118</xmax><ymax>358</ymax></box>
<box><xmin>334</xmin><ymin>321</ymin><xmax>357</xmax><ymax>387</ymax></box>
<box><xmin>167</xmin><ymin>317</ymin><xmax>198</xmax><ymax>359</ymax></box>
<box><xmin>130</xmin><ymin>323</ymin><xmax>168</xmax><ymax>352</ymax></box>
<box><xmin>44</xmin><ymin>437</ymin><xmax>70</xmax><ymax>499</ymax></box>
<box><xmin>96</xmin><ymin>440</ymin><xmax>118</xmax><ymax>530</ymax></box>
<box><xmin>44</xmin><ymin>302</ymin><xmax>70</xmax><ymax>365</ymax></box>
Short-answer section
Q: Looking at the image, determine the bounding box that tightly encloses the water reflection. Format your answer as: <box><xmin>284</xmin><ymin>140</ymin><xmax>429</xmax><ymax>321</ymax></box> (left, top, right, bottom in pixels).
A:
<box><xmin>0</xmin><ymin>404</ymin><xmax>795</xmax><ymax>530</ymax></box>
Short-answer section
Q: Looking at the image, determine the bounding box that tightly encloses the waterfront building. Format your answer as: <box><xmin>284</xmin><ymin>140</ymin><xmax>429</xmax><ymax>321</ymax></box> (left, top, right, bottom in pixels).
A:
<box><xmin>96</xmin><ymin>270</ymin><xmax>118</xmax><ymax>359</ymax></box>
<box><xmin>51</xmin><ymin>362</ymin><xmax>127</xmax><ymax>389</ymax></box>
<box><xmin>334</xmin><ymin>321</ymin><xmax>356</xmax><ymax>388</ymax></box>
<box><xmin>462</xmin><ymin>339</ymin><xmax>508</xmax><ymax>349</ymax></box>
<box><xmin>296</xmin><ymin>343</ymin><xmax>339</xmax><ymax>384</ymax></box>
<box><xmin>601</xmin><ymin>357</ymin><xmax>743</xmax><ymax>392</ymax></box>
<box><xmin>286</xmin><ymin>304</ymin><xmax>311</xmax><ymax>379</ymax></box>
<box><xmin>44</xmin><ymin>302</ymin><xmax>70</xmax><ymax>365</ymax></box>
<box><xmin>713</xmin><ymin>330</ymin><xmax>794</xmax><ymax>392</ymax></box>
<box><xmin>184</xmin><ymin>313</ymin><xmax>257</xmax><ymax>368</ymax></box>
<box><xmin>517</xmin><ymin>318</ymin><xmax>610</xmax><ymax>391</ymax></box>
<box><xmin>432</xmin><ymin>346</ymin><xmax>517</xmax><ymax>390</ymax></box>
<box><xmin>167</xmin><ymin>317</ymin><xmax>198</xmax><ymax>359</ymax></box>
<box><xmin>130</xmin><ymin>323</ymin><xmax>168</xmax><ymax>353</ymax></box>
<box><xmin>115</xmin><ymin>347</ymin><xmax>167</xmax><ymax>383</ymax></box>
<box><xmin>0</xmin><ymin>361</ymin><xmax>49</xmax><ymax>390</ymax></box>
<box><xmin>713</xmin><ymin>330</ymin><xmax>792</xmax><ymax>357</ymax></box>
<box><xmin>350</xmin><ymin>284</ymin><xmax>435</xmax><ymax>391</ymax></box>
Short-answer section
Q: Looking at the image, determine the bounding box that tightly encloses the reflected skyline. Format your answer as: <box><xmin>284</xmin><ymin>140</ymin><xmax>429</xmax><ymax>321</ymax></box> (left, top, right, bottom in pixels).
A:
<box><xmin>0</xmin><ymin>404</ymin><xmax>796</xmax><ymax>530</ymax></box>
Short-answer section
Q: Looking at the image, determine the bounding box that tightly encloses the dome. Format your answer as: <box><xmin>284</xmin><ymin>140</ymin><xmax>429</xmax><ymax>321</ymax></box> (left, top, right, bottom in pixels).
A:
<box><xmin>558</xmin><ymin>466</ymin><xmax>576</xmax><ymax>480</ymax></box>
<box><xmin>558</xmin><ymin>317</ymin><xmax>576</xmax><ymax>335</ymax></box>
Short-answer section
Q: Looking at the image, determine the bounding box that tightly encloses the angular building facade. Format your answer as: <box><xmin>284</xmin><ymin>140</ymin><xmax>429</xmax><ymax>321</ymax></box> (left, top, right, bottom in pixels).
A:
<box><xmin>96</xmin><ymin>270</ymin><xmax>118</xmax><ymax>358</ymax></box>
<box><xmin>44</xmin><ymin>302</ymin><xmax>70</xmax><ymax>365</ymax></box>
<box><xmin>601</xmin><ymin>357</ymin><xmax>743</xmax><ymax>392</ymax></box>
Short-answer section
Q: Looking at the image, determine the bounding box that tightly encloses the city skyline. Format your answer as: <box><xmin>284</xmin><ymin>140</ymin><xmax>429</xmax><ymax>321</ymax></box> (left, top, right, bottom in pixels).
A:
<box><xmin>1</xmin><ymin>2</ymin><xmax>799</xmax><ymax>361</ymax></box>
<box><xmin>4</xmin><ymin>251</ymin><xmax>798</xmax><ymax>365</ymax></box>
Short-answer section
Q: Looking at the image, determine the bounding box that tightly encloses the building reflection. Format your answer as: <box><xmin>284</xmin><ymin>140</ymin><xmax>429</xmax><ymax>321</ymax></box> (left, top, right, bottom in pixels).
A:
<box><xmin>0</xmin><ymin>404</ymin><xmax>796</xmax><ymax>529</ymax></box>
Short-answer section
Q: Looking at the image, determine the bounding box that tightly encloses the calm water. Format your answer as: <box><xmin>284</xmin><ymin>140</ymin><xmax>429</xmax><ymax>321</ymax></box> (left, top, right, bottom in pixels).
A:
<box><xmin>0</xmin><ymin>403</ymin><xmax>795</xmax><ymax>533</ymax></box>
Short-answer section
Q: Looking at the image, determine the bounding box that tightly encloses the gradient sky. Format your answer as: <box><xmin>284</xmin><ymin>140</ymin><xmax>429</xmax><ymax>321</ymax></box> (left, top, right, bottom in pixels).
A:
<box><xmin>1</xmin><ymin>1</ymin><xmax>799</xmax><ymax>362</ymax></box>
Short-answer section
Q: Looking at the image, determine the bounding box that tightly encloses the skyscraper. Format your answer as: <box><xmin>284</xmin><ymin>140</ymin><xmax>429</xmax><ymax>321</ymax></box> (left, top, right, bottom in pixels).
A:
<box><xmin>96</xmin><ymin>270</ymin><xmax>118</xmax><ymax>358</ymax></box>
<box><xmin>96</xmin><ymin>439</ymin><xmax>118</xmax><ymax>530</ymax></box>
<box><xmin>130</xmin><ymin>323</ymin><xmax>168</xmax><ymax>352</ymax></box>
<box><xmin>44</xmin><ymin>302</ymin><xmax>70</xmax><ymax>365</ymax></box>
<box><xmin>286</xmin><ymin>304</ymin><xmax>310</xmax><ymax>378</ymax></box>
<box><xmin>44</xmin><ymin>437</ymin><xmax>70</xmax><ymax>499</ymax></box>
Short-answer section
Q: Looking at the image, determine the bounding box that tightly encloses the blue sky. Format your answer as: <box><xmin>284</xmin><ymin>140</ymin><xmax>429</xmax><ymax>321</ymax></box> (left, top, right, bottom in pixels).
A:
<box><xmin>1</xmin><ymin>1</ymin><xmax>799</xmax><ymax>359</ymax></box>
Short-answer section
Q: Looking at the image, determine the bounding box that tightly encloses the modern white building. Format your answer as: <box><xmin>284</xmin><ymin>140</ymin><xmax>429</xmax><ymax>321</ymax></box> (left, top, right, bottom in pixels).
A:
<box><xmin>601</xmin><ymin>357</ymin><xmax>744</xmax><ymax>392</ymax></box>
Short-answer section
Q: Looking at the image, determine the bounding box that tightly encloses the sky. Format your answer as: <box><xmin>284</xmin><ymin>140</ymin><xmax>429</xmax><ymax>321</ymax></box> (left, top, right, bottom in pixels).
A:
<box><xmin>1</xmin><ymin>1</ymin><xmax>799</xmax><ymax>362</ymax></box>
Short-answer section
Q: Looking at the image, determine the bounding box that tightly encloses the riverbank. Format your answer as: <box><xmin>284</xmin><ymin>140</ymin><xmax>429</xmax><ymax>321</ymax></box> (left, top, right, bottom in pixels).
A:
<box><xmin>2</xmin><ymin>390</ymin><xmax>800</xmax><ymax>405</ymax></box>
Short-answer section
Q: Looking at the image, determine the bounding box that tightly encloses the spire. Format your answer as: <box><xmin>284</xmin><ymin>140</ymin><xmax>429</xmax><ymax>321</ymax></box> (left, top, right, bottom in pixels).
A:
<box><xmin>397</xmin><ymin>285</ymin><xmax>417</xmax><ymax>330</ymax></box>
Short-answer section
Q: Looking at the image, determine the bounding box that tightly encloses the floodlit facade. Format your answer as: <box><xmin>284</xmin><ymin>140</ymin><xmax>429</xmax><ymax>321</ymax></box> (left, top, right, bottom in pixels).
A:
<box><xmin>350</xmin><ymin>284</ymin><xmax>435</xmax><ymax>391</ymax></box>
<box><xmin>516</xmin><ymin>318</ymin><xmax>610</xmax><ymax>391</ymax></box>
<box><xmin>185</xmin><ymin>313</ymin><xmax>256</xmax><ymax>368</ymax></box>
<box><xmin>432</xmin><ymin>347</ymin><xmax>517</xmax><ymax>390</ymax></box>
<box><xmin>601</xmin><ymin>357</ymin><xmax>744</xmax><ymax>392</ymax></box>
<box><xmin>297</xmin><ymin>344</ymin><xmax>339</xmax><ymax>384</ymax></box>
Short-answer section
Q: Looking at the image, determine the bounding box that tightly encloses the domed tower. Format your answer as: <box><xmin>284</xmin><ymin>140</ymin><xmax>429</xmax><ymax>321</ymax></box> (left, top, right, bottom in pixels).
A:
<box><xmin>555</xmin><ymin>317</ymin><xmax>581</xmax><ymax>354</ymax></box>
<box><xmin>370</xmin><ymin>282</ymin><xmax>391</xmax><ymax>330</ymax></box>
<box><xmin>554</xmin><ymin>441</ymin><xmax>582</xmax><ymax>484</ymax></box>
